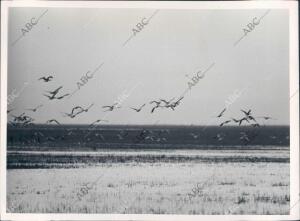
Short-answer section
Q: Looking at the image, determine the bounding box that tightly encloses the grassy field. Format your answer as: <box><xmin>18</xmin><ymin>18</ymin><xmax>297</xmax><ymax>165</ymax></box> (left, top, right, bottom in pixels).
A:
<box><xmin>7</xmin><ymin>150</ymin><xmax>290</xmax><ymax>214</ymax></box>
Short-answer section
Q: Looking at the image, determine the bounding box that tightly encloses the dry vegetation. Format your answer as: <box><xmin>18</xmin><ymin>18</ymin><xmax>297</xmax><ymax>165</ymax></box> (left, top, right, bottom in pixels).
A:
<box><xmin>7</xmin><ymin>158</ymin><xmax>289</xmax><ymax>214</ymax></box>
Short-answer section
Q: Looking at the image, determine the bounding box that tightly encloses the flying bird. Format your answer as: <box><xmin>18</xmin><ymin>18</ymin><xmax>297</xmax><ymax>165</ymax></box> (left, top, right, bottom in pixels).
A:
<box><xmin>72</xmin><ymin>104</ymin><xmax>94</xmax><ymax>115</ymax></box>
<box><xmin>39</xmin><ymin>75</ymin><xmax>53</xmax><ymax>82</ymax></box>
<box><xmin>130</xmin><ymin>104</ymin><xmax>146</xmax><ymax>112</ymax></box>
<box><xmin>219</xmin><ymin>120</ymin><xmax>231</xmax><ymax>127</ymax></box>
<box><xmin>26</xmin><ymin>104</ymin><xmax>43</xmax><ymax>112</ymax></box>
<box><xmin>7</xmin><ymin>108</ymin><xmax>15</xmax><ymax>114</ymax></box>
<box><xmin>55</xmin><ymin>93</ymin><xmax>70</xmax><ymax>100</ymax></box>
<box><xmin>102</xmin><ymin>103</ymin><xmax>120</xmax><ymax>112</ymax></box>
<box><xmin>160</xmin><ymin>98</ymin><xmax>175</xmax><ymax>105</ymax></box>
<box><xmin>149</xmin><ymin>100</ymin><xmax>162</xmax><ymax>113</ymax></box>
<box><xmin>46</xmin><ymin>86</ymin><xmax>62</xmax><ymax>95</ymax></box>
<box><xmin>241</xmin><ymin>109</ymin><xmax>252</xmax><ymax>116</ymax></box>
<box><xmin>90</xmin><ymin>119</ymin><xmax>109</xmax><ymax>126</ymax></box>
<box><xmin>217</xmin><ymin>108</ymin><xmax>226</xmax><ymax>118</ymax></box>
<box><xmin>190</xmin><ymin>133</ymin><xmax>200</xmax><ymax>139</ymax></box>
<box><xmin>44</xmin><ymin>86</ymin><xmax>69</xmax><ymax>100</ymax></box>
<box><xmin>238</xmin><ymin>117</ymin><xmax>249</xmax><ymax>126</ymax></box>
<box><xmin>257</xmin><ymin>116</ymin><xmax>276</xmax><ymax>120</ymax></box>
<box><xmin>166</xmin><ymin>96</ymin><xmax>184</xmax><ymax>110</ymax></box>
<box><xmin>46</xmin><ymin>119</ymin><xmax>60</xmax><ymax>125</ymax></box>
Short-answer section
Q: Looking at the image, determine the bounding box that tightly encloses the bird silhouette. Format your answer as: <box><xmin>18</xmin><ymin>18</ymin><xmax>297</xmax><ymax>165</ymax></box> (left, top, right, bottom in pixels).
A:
<box><xmin>217</xmin><ymin>108</ymin><xmax>226</xmax><ymax>118</ymax></box>
<box><xmin>72</xmin><ymin>104</ymin><xmax>94</xmax><ymax>116</ymax></box>
<box><xmin>150</xmin><ymin>100</ymin><xmax>162</xmax><ymax>113</ymax></box>
<box><xmin>160</xmin><ymin>98</ymin><xmax>175</xmax><ymax>105</ymax></box>
<box><xmin>46</xmin><ymin>119</ymin><xmax>60</xmax><ymax>125</ymax></box>
<box><xmin>38</xmin><ymin>75</ymin><xmax>53</xmax><ymax>82</ymax></box>
<box><xmin>26</xmin><ymin>104</ymin><xmax>43</xmax><ymax>112</ymax></box>
<box><xmin>219</xmin><ymin>120</ymin><xmax>231</xmax><ymax>127</ymax></box>
<box><xmin>238</xmin><ymin>117</ymin><xmax>249</xmax><ymax>126</ymax></box>
<box><xmin>44</xmin><ymin>86</ymin><xmax>69</xmax><ymax>100</ymax></box>
<box><xmin>102</xmin><ymin>103</ymin><xmax>120</xmax><ymax>112</ymax></box>
<box><xmin>7</xmin><ymin>108</ymin><xmax>15</xmax><ymax>114</ymax></box>
<box><xmin>166</xmin><ymin>96</ymin><xmax>184</xmax><ymax>110</ymax></box>
<box><xmin>130</xmin><ymin>104</ymin><xmax>146</xmax><ymax>112</ymax></box>
<box><xmin>257</xmin><ymin>116</ymin><xmax>276</xmax><ymax>120</ymax></box>
<box><xmin>241</xmin><ymin>109</ymin><xmax>251</xmax><ymax>116</ymax></box>
<box><xmin>90</xmin><ymin>119</ymin><xmax>109</xmax><ymax>126</ymax></box>
<box><xmin>190</xmin><ymin>133</ymin><xmax>200</xmax><ymax>139</ymax></box>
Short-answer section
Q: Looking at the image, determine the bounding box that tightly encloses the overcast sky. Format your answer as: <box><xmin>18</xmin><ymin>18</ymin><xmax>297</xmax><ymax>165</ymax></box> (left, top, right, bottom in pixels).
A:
<box><xmin>7</xmin><ymin>8</ymin><xmax>289</xmax><ymax>125</ymax></box>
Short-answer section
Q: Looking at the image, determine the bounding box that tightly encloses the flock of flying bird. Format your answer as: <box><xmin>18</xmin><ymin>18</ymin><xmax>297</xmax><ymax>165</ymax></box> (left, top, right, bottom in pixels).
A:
<box><xmin>7</xmin><ymin>74</ymin><xmax>186</xmax><ymax>126</ymax></box>
<box><xmin>216</xmin><ymin>108</ymin><xmax>275</xmax><ymax>127</ymax></box>
<box><xmin>7</xmin><ymin>74</ymin><xmax>277</xmax><ymax>145</ymax></box>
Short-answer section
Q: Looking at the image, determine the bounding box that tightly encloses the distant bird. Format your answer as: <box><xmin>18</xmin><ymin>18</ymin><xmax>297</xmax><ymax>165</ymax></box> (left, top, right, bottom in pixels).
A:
<box><xmin>251</xmin><ymin>123</ymin><xmax>260</xmax><ymax>127</ymax></box>
<box><xmin>238</xmin><ymin>117</ymin><xmax>249</xmax><ymax>126</ymax></box>
<box><xmin>11</xmin><ymin>113</ymin><xmax>26</xmax><ymax>122</ymax></box>
<box><xmin>257</xmin><ymin>116</ymin><xmax>276</xmax><ymax>120</ymax></box>
<box><xmin>46</xmin><ymin>119</ymin><xmax>60</xmax><ymax>125</ymax></box>
<box><xmin>190</xmin><ymin>133</ymin><xmax>200</xmax><ymax>139</ymax></box>
<box><xmin>44</xmin><ymin>86</ymin><xmax>69</xmax><ymax>100</ymax></box>
<box><xmin>46</xmin><ymin>86</ymin><xmax>62</xmax><ymax>96</ymax></box>
<box><xmin>213</xmin><ymin>133</ymin><xmax>225</xmax><ymax>141</ymax></box>
<box><xmin>55</xmin><ymin>94</ymin><xmax>70</xmax><ymax>100</ymax></box>
<box><xmin>71</xmin><ymin>104</ymin><xmax>94</xmax><ymax>116</ymax></box>
<box><xmin>149</xmin><ymin>100</ymin><xmax>162</xmax><ymax>113</ymax></box>
<box><xmin>241</xmin><ymin>109</ymin><xmax>251</xmax><ymax>116</ymax></box>
<box><xmin>7</xmin><ymin>108</ymin><xmax>15</xmax><ymax>114</ymax></box>
<box><xmin>95</xmin><ymin>133</ymin><xmax>105</xmax><ymax>141</ymax></box>
<box><xmin>61</xmin><ymin>111</ymin><xmax>77</xmax><ymax>118</ymax></box>
<box><xmin>219</xmin><ymin>120</ymin><xmax>231</xmax><ymax>127</ymax></box>
<box><xmin>231</xmin><ymin>118</ymin><xmax>240</xmax><ymax>123</ymax></box>
<box><xmin>160</xmin><ymin>98</ymin><xmax>175</xmax><ymax>105</ymax></box>
<box><xmin>102</xmin><ymin>103</ymin><xmax>120</xmax><ymax>112</ymax></box>
<box><xmin>130</xmin><ymin>104</ymin><xmax>146</xmax><ymax>112</ymax></box>
<box><xmin>117</xmin><ymin>134</ymin><xmax>125</xmax><ymax>140</ymax></box>
<box><xmin>67</xmin><ymin>131</ymin><xmax>74</xmax><ymax>136</ymax></box>
<box><xmin>240</xmin><ymin>132</ymin><xmax>250</xmax><ymax>142</ymax></box>
<box><xmin>217</xmin><ymin>108</ymin><xmax>226</xmax><ymax>118</ymax></box>
<box><xmin>166</xmin><ymin>96</ymin><xmax>184</xmax><ymax>110</ymax></box>
<box><xmin>26</xmin><ymin>104</ymin><xmax>43</xmax><ymax>112</ymax></box>
<box><xmin>172</xmin><ymin>96</ymin><xmax>184</xmax><ymax>107</ymax></box>
<box><xmin>38</xmin><ymin>75</ymin><xmax>53</xmax><ymax>82</ymax></box>
<box><xmin>90</xmin><ymin>119</ymin><xmax>108</xmax><ymax>126</ymax></box>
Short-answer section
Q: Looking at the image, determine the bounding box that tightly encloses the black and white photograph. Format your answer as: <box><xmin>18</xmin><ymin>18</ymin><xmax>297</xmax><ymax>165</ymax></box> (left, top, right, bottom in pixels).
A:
<box><xmin>0</xmin><ymin>1</ymin><xmax>299</xmax><ymax>221</ymax></box>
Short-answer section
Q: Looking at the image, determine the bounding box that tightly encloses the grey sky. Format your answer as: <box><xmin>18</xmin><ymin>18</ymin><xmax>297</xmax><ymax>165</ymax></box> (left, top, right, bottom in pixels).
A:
<box><xmin>7</xmin><ymin>8</ymin><xmax>289</xmax><ymax>125</ymax></box>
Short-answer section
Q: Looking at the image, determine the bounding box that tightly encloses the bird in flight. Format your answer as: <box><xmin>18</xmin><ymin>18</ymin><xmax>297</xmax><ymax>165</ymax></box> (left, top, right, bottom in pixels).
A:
<box><xmin>190</xmin><ymin>133</ymin><xmax>200</xmax><ymax>139</ymax></box>
<box><xmin>166</xmin><ymin>96</ymin><xmax>184</xmax><ymax>110</ymax></box>
<box><xmin>102</xmin><ymin>103</ymin><xmax>121</xmax><ymax>112</ymax></box>
<box><xmin>26</xmin><ymin>104</ymin><xmax>43</xmax><ymax>112</ymax></box>
<box><xmin>46</xmin><ymin>86</ymin><xmax>62</xmax><ymax>96</ymax></box>
<box><xmin>11</xmin><ymin>113</ymin><xmax>26</xmax><ymax>122</ymax></box>
<box><xmin>130</xmin><ymin>104</ymin><xmax>146</xmax><ymax>112</ymax></box>
<box><xmin>160</xmin><ymin>98</ymin><xmax>175</xmax><ymax>106</ymax></box>
<box><xmin>61</xmin><ymin>112</ymin><xmax>77</xmax><ymax>118</ymax></box>
<box><xmin>149</xmin><ymin>100</ymin><xmax>162</xmax><ymax>113</ymax></box>
<box><xmin>89</xmin><ymin>119</ymin><xmax>109</xmax><ymax>126</ymax></box>
<box><xmin>241</xmin><ymin>109</ymin><xmax>251</xmax><ymax>116</ymax></box>
<box><xmin>46</xmin><ymin>119</ymin><xmax>60</xmax><ymax>125</ymax></box>
<box><xmin>238</xmin><ymin>117</ymin><xmax>249</xmax><ymax>126</ymax></box>
<box><xmin>220</xmin><ymin>120</ymin><xmax>231</xmax><ymax>127</ymax></box>
<box><xmin>7</xmin><ymin>108</ymin><xmax>15</xmax><ymax>114</ymax></box>
<box><xmin>38</xmin><ymin>75</ymin><xmax>53</xmax><ymax>82</ymax></box>
<box><xmin>72</xmin><ymin>104</ymin><xmax>94</xmax><ymax>115</ymax></box>
<box><xmin>257</xmin><ymin>116</ymin><xmax>276</xmax><ymax>120</ymax></box>
<box><xmin>44</xmin><ymin>86</ymin><xmax>69</xmax><ymax>100</ymax></box>
<box><xmin>217</xmin><ymin>108</ymin><xmax>226</xmax><ymax>118</ymax></box>
<box><xmin>251</xmin><ymin>123</ymin><xmax>260</xmax><ymax>127</ymax></box>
